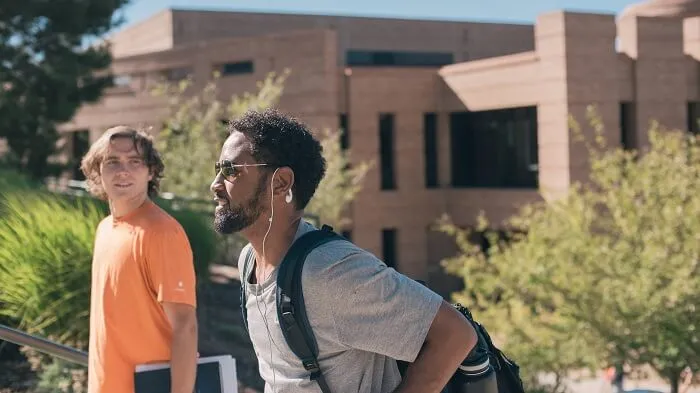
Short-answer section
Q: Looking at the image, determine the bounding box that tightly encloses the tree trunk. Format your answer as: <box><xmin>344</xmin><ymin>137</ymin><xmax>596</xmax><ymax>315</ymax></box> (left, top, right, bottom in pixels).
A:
<box><xmin>670</xmin><ymin>372</ymin><xmax>680</xmax><ymax>393</ymax></box>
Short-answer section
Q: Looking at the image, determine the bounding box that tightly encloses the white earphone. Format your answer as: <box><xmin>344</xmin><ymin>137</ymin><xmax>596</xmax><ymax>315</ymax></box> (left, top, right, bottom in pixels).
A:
<box><xmin>285</xmin><ymin>188</ymin><xmax>293</xmax><ymax>204</ymax></box>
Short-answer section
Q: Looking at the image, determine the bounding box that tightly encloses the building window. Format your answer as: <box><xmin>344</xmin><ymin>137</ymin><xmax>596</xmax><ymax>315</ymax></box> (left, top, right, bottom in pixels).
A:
<box><xmin>112</xmin><ymin>74</ymin><xmax>132</xmax><ymax>87</ymax></box>
<box><xmin>450</xmin><ymin>106</ymin><xmax>538</xmax><ymax>188</ymax></box>
<box><xmin>688</xmin><ymin>102</ymin><xmax>700</xmax><ymax>134</ymax></box>
<box><xmin>379</xmin><ymin>113</ymin><xmax>396</xmax><ymax>190</ymax></box>
<box><xmin>71</xmin><ymin>130</ymin><xmax>90</xmax><ymax>180</ymax></box>
<box><xmin>424</xmin><ymin>113</ymin><xmax>438</xmax><ymax>188</ymax></box>
<box><xmin>161</xmin><ymin>67</ymin><xmax>192</xmax><ymax>82</ymax></box>
<box><xmin>220</xmin><ymin>61</ymin><xmax>254</xmax><ymax>76</ymax></box>
<box><xmin>382</xmin><ymin>229</ymin><xmax>397</xmax><ymax>269</ymax></box>
<box><xmin>339</xmin><ymin>113</ymin><xmax>349</xmax><ymax>150</ymax></box>
<box><xmin>346</xmin><ymin>50</ymin><xmax>454</xmax><ymax>67</ymax></box>
<box><xmin>620</xmin><ymin>102</ymin><xmax>637</xmax><ymax>150</ymax></box>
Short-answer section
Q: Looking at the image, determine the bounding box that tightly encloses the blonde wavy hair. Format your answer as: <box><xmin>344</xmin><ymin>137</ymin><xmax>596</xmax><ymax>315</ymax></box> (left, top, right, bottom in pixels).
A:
<box><xmin>79</xmin><ymin>126</ymin><xmax>165</xmax><ymax>200</ymax></box>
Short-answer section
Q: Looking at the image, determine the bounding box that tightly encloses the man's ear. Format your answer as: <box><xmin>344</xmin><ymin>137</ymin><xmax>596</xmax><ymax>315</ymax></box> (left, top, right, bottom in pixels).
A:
<box><xmin>272</xmin><ymin>166</ymin><xmax>294</xmax><ymax>197</ymax></box>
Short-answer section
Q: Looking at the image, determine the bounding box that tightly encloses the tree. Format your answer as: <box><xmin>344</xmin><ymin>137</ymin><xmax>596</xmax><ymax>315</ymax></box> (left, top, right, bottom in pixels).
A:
<box><xmin>0</xmin><ymin>0</ymin><xmax>129</xmax><ymax>179</ymax></box>
<box><xmin>305</xmin><ymin>128</ymin><xmax>371</xmax><ymax>229</ymax></box>
<box><xmin>438</xmin><ymin>106</ymin><xmax>700</xmax><ymax>393</ymax></box>
<box><xmin>154</xmin><ymin>71</ymin><xmax>370</xmax><ymax>229</ymax></box>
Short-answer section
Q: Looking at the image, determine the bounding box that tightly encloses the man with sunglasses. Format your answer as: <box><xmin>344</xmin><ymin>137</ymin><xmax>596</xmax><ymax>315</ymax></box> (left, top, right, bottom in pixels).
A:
<box><xmin>211</xmin><ymin>109</ymin><xmax>477</xmax><ymax>393</ymax></box>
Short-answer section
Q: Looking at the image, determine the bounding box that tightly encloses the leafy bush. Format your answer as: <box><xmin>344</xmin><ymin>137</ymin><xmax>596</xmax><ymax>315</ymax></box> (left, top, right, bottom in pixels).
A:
<box><xmin>33</xmin><ymin>358</ymin><xmax>86</xmax><ymax>393</ymax></box>
<box><xmin>305</xmin><ymin>128</ymin><xmax>371</xmax><ymax>229</ymax></box>
<box><xmin>0</xmin><ymin>167</ymin><xmax>38</xmax><ymax>196</ymax></box>
<box><xmin>0</xmin><ymin>191</ymin><xmax>103</xmax><ymax>349</ymax></box>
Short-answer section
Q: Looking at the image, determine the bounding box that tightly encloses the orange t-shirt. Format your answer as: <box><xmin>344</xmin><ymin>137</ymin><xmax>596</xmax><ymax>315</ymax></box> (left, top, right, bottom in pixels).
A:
<box><xmin>87</xmin><ymin>199</ymin><xmax>197</xmax><ymax>393</ymax></box>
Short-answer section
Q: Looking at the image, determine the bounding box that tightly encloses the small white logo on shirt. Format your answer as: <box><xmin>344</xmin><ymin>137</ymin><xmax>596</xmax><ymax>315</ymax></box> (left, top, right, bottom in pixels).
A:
<box><xmin>175</xmin><ymin>281</ymin><xmax>185</xmax><ymax>292</ymax></box>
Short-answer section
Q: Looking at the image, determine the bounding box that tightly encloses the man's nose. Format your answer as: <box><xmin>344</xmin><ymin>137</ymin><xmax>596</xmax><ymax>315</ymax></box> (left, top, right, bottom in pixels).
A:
<box><xmin>114</xmin><ymin>162</ymin><xmax>130</xmax><ymax>175</ymax></box>
<box><xmin>210</xmin><ymin>173</ymin><xmax>224</xmax><ymax>195</ymax></box>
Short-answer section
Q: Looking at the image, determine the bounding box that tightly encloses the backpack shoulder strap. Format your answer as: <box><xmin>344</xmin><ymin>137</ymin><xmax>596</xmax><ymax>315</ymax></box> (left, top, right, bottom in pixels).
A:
<box><xmin>276</xmin><ymin>224</ymin><xmax>344</xmax><ymax>393</ymax></box>
<box><xmin>239</xmin><ymin>245</ymin><xmax>256</xmax><ymax>334</ymax></box>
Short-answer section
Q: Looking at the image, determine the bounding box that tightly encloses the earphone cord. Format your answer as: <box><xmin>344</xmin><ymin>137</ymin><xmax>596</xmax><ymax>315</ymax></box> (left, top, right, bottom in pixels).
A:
<box><xmin>256</xmin><ymin>169</ymin><xmax>279</xmax><ymax>392</ymax></box>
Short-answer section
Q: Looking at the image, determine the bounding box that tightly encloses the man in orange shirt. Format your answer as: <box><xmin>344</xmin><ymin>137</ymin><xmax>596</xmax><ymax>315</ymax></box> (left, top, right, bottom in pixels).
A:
<box><xmin>80</xmin><ymin>126</ymin><xmax>198</xmax><ymax>393</ymax></box>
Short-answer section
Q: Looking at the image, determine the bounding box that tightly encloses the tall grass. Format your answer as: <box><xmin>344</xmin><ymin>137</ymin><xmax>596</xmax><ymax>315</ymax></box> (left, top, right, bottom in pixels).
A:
<box><xmin>0</xmin><ymin>191</ymin><xmax>104</xmax><ymax>349</ymax></box>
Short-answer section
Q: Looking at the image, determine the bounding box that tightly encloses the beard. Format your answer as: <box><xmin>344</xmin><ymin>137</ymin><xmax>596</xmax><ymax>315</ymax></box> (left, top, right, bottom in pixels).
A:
<box><xmin>213</xmin><ymin>176</ymin><xmax>266</xmax><ymax>234</ymax></box>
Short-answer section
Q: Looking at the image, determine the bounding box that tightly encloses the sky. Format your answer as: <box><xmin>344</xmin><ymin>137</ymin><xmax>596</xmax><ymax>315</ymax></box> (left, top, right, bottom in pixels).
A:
<box><xmin>115</xmin><ymin>0</ymin><xmax>641</xmax><ymax>30</ymax></box>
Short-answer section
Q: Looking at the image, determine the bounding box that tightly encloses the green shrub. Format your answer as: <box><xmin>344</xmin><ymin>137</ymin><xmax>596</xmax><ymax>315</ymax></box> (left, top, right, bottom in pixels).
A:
<box><xmin>0</xmin><ymin>191</ymin><xmax>103</xmax><ymax>349</ymax></box>
<box><xmin>32</xmin><ymin>358</ymin><xmax>86</xmax><ymax>393</ymax></box>
<box><xmin>0</xmin><ymin>167</ymin><xmax>40</xmax><ymax>202</ymax></box>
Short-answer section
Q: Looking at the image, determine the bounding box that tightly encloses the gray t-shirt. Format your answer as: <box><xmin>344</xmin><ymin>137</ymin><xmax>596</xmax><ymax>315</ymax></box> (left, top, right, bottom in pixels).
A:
<box><xmin>238</xmin><ymin>220</ymin><xmax>444</xmax><ymax>393</ymax></box>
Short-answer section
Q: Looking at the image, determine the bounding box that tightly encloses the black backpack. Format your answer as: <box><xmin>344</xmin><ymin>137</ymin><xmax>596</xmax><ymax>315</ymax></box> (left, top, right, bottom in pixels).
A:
<box><xmin>240</xmin><ymin>225</ymin><xmax>525</xmax><ymax>393</ymax></box>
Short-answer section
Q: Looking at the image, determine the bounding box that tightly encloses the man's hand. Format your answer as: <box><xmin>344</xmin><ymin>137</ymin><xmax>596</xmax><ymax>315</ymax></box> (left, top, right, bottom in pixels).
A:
<box><xmin>393</xmin><ymin>301</ymin><xmax>478</xmax><ymax>393</ymax></box>
<box><xmin>163</xmin><ymin>302</ymin><xmax>198</xmax><ymax>393</ymax></box>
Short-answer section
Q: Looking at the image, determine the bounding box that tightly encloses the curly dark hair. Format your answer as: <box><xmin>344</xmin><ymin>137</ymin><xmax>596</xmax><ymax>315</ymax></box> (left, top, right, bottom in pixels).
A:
<box><xmin>228</xmin><ymin>109</ymin><xmax>326</xmax><ymax>210</ymax></box>
<box><xmin>80</xmin><ymin>126</ymin><xmax>165</xmax><ymax>200</ymax></box>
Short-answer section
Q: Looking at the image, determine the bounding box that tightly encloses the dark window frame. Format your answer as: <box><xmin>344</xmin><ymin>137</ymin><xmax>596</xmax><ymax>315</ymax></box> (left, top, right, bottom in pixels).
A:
<box><xmin>379</xmin><ymin>113</ymin><xmax>396</xmax><ymax>190</ymax></box>
<box><xmin>339</xmin><ymin>113</ymin><xmax>349</xmax><ymax>150</ymax></box>
<box><xmin>346</xmin><ymin>50</ymin><xmax>454</xmax><ymax>67</ymax></box>
<box><xmin>382</xmin><ymin>228</ymin><xmax>397</xmax><ymax>269</ymax></box>
<box><xmin>220</xmin><ymin>60</ymin><xmax>254</xmax><ymax>76</ymax></box>
<box><xmin>688</xmin><ymin>101</ymin><xmax>700</xmax><ymax>135</ymax></box>
<box><xmin>450</xmin><ymin>106</ymin><xmax>538</xmax><ymax>189</ymax></box>
<box><xmin>424</xmin><ymin>113</ymin><xmax>438</xmax><ymax>188</ymax></box>
<box><xmin>620</xmin><ymin>101</ymin><xmax>637</xmax><ymax>150</ymax></box>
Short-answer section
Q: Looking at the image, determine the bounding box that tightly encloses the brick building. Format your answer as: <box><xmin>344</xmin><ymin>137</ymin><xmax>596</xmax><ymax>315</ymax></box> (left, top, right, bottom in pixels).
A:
<box><xmin>56</xmin><ymin>5</ymin><xmax>700</xmax><ymax>295</ymax></box>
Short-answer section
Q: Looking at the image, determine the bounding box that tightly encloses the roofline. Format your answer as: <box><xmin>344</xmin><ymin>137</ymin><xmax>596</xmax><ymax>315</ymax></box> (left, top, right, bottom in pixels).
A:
<box><xmin>111</xmin><ymin>27</ymin><xmax>336</xmax><ymax>61</ymax></box>
<box><xmin>108</xmin><ymin>6</ymin><xmax>534</xmax><ymax>46</ymax></box>
<box><xmin>160</xmin><ymin>7</ymin><xmax>534</xmax><ymax>26</ymax></box>
<box><xmin>106</xmin><ymin>8</ymin><xmax>173</xmax><ymax>40</ymax></box>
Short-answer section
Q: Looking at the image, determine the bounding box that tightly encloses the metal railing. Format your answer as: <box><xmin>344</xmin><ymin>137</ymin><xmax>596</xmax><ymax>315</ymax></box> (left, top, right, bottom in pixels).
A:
<box><xmin>0</xmin><ymin>324</ymin><xmax>88</xmax><ymax>366</ymax></box>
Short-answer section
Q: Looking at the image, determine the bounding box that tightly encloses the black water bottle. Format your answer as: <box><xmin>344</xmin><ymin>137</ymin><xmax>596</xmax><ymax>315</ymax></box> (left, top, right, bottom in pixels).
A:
<box><xmin>445</xmin><ymin>305</ymin><xmax>499</xmax><ymax>393</ymax></box>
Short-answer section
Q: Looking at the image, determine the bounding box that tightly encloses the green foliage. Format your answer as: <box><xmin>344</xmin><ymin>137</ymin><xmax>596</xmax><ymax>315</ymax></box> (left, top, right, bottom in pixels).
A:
<box><xmin>306</xmin><ymin>128</ymin><xmax>372</xmax><ymax>229</ymax></box>
<box><xmin>0</xmin><ymin>191</ymin><xmax>104</xmax><ymax>349</ymax></box>
<box><xmin>0</xmin><ymin>0</ymin><xmax>131</xmax><ymax>179</ymax></box>
<box><xmin>0</xmin><ymin>167</ymin><xmax>39</xmax><ymax>196</ymax></box>
<box><xmin>153</xmin><ymin>71</ymin><xmax>289</xmax><ymax>200</ymax></box>
<box><xmin>33</xmin><ymin>358</ymin><xmax>86</xmax><ymax>393</ymax></box>
<box><xmin>439</xmin><ymin>106</ymin><xmax>700</xmax><ymax>392</ymax></box>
